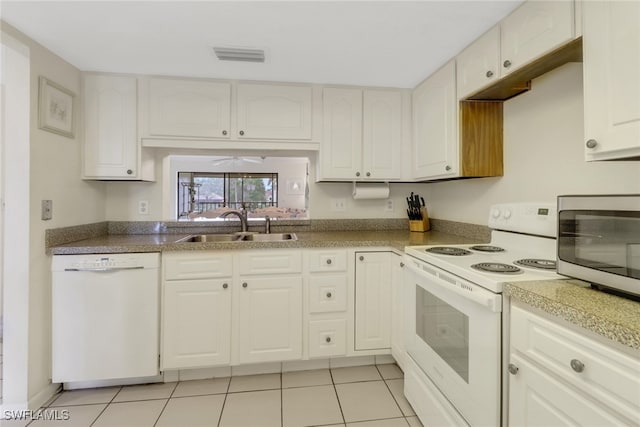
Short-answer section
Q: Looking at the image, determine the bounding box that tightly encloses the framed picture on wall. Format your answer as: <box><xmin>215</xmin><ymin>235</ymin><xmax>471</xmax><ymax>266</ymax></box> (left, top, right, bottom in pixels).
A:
<box><xmin>38</xmin><ymin>76</ymin><xmax>75</xmax><ymax>138</ymax></box>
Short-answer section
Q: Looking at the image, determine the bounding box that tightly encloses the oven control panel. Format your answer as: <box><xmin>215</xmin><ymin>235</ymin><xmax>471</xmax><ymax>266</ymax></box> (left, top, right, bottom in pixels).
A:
<box><xmin>488</xmin><ymin>202</ymin><xmax>557</xmax><ymax>237</ymax></box>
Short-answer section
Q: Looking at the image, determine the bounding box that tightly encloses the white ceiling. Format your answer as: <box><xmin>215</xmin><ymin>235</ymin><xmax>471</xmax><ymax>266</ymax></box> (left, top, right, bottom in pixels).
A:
<box><xmin>1</xmin><ymin>1</ymin><xmax>524</xmax><ymax>88</ymax></box>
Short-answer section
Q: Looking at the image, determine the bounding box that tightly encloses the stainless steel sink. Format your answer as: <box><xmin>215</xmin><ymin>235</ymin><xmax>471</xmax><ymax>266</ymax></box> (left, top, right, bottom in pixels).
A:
<box><xmin>175</xmin><ymin>233</ymin><xmax>297</xmax><ymax>243</ymax></box>
<box><xmin>240</xmin><ymin>233</ymin><xmax>298</xmax><ymax>241</ymax></box>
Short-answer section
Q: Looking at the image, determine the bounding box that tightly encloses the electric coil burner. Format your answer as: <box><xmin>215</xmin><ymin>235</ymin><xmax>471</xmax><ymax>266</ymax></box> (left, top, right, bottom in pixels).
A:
<box><xmin>471</xmin><ymin>262</ymin><xmax>523</xmax><ymax>274</ymax></box>
<box><xmin>515</xmin><ymin>258</ymin><xmax>557</xmax><ymax>270</ymax></box>
<box><xmin>424</xmin><ymin>247</ymin><xmax>472</xmax><ymax>256</ymax></box>
<box><xmin>469</xmin><ymin>245</ymin><xmax>505</xmax><ymax>253</ymax></box>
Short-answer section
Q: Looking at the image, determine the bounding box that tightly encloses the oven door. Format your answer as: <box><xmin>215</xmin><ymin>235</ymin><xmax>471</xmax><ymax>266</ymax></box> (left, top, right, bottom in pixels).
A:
<box><xmin>404</xmin><ymin>256</ymin><xmax>502</xmax><ymax>427</ymax></box>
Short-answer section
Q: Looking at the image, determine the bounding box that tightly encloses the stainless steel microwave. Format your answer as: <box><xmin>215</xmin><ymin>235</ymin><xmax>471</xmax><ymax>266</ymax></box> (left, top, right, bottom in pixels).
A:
<box><xmin>558</xmin><ymin>195</ymin><xmax>640</xmax><ymax>298</ymax></box>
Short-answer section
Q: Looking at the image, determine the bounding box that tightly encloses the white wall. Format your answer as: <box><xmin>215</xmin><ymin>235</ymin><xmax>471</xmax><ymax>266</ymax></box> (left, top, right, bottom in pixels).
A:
<box><xmin>425</xmin><ymin>63</ymin><xmax>640</xmax><ymax>225</ymax></box>
<box><xmin>1</xmin><ymin>21</ymin><xmax>107</xmax><ymax>409</ymax></box>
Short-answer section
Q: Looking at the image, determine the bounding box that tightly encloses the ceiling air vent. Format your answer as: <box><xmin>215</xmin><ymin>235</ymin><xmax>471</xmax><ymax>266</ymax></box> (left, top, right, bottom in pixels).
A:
<box><xmin>213</xmin><ymin>47</ymin><xmax>265</xmax><ymax>63</ymax></box>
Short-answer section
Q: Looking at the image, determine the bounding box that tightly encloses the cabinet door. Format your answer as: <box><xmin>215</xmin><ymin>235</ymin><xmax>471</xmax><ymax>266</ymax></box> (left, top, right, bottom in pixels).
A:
<box><xmin>412</xmin><ymin>60</ymin><xmax>458</xmax><ymax>180</ymax></box>
<box><xmin>236</xmin><ymin>83</ymin><xmax>312</xmax><ymax>140</ymax></box>
<box><xmin>390</xmin><ymin>254</ymin><xmax>405</xmax><ymax>368</ymax></box>
<box><xmin>456</xmin><ymin>26</ymin><xmax>501</xmax><ymax>99</ymax></box>
<box><xmin>501</xmin><ymin>1</ymin><xmax>574</xmax><ymax>76</ymax></box>
<box><xmin>237</xmin><ymin>276</ymin><xmax>302</xmax><ymax>363</ymax></box>
<box><xmin>583</xmin><ymin>0</ymin><xmax>640</xmax><ymax>160</ymax></box>
<box><xmin>355</xmin><ymin>252</ymin><xmax>391</xmax><ymax>350</ymax></box>
<box><xmin>362</xmin><ymin>90</ymin><xmax>402</xmax><ymax>180</ymax></box>
<box><xmin>320</xmin><ymin>88</ymin><xmax>363</xmax><ymax>180</ymax></box>
<box><xmin>508</xmin><ymin>354</ymin><xmax>632</xmax><ymax>426</ymax></box>
<box><xmin>162</xmin><ymin>279</ymin><xmax>231</xmax><ymax>369</ymax></box>
<box><xmin>83</xmin><ymin>75</ymin><xmax>138</xmax><ymax>179</ymax></box>
<box><xmin>148</xmin><ymin>78</ymin><xmax>231</xmax><ymax>139</ymax></box>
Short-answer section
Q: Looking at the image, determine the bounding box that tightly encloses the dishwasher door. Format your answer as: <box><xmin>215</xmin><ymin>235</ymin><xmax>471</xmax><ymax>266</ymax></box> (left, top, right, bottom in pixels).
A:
<box><xmin>52</xmin><ymin>253</ymin><xmax>160</xmax><ymax>383</ymax></box>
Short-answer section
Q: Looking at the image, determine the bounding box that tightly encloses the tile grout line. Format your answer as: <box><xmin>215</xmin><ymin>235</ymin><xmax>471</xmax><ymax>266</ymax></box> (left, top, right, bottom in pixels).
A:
<box><xmin>280</xmin><ymin>371</ymin><xmax>283</xmax><ymax>427</ymax></box>
<box><xmin>89</xmin><ymin>385</ymin><xmax>123</xmax><ymax>427</ymax></box>
<box><xmin>328</xmin><ymin>368</ymin><xmax>347</xmax><ymax>426</ymax></box>
<box><xmin>376</xmin><ymin>365</ymin><xmax>409</xmax><ymax>420</ymax></box>
<box><xmin>152</xmin><ymin>381</ymin><xmax>178</xmax><ymax>427</ymax></box>
<box><xmin>216</xmin><ymin>376</ymin><xmax>233</xmax><ymax>427</ymax></box>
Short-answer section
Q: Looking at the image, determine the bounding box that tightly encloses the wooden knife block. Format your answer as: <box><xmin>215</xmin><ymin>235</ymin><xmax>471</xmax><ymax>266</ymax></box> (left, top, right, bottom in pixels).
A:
<box><xmin>409</xmin><ymin>207</ymin><xmax>431</xmax><ymax>232</ymax></box>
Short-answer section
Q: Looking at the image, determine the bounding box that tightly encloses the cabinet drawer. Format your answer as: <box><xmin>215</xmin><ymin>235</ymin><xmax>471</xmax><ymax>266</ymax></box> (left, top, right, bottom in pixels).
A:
<box><xmin>510</xmin><ymin>305</ymin><xmax>640</xmax><ymax>422</ymax></box>
<box><xmin>308</xmin><ymin>319</ymin><xmax>347</xmax><ymax>358</ymax></box>
<box><xmin>164</xmin><ymin>252</ymin><xmax>232</xmax><ymax>280</ymax></box>
<box><xmin>308</xmin><ymin>250</ymin><xmax>347</xmax><ymax>272</ymax></box>
<box><xmin>309</xmin><ymin>275</ymin><xmax>347</xmax><ymax>313</ymax></box>
<box><xmin>238</xmin><ymin>251</ymin><xmax>302</xmax><ymax>275</ymax></box>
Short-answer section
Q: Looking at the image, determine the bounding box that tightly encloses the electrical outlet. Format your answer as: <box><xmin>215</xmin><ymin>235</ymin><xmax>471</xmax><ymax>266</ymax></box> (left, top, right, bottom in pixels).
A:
<box><xmin>138</xmin><ymin>200</ymin><xmax>149</xmax><ymax>215</ymax></box>
<box><xmin>331</xmin><ymin>198</ymin><xmax>346</xmax><ymax>212</ymax></box>
<box><xmin>385</xmin><ymin>199</ymin><xmax>394</xmax><ymax>211</ymax></box>
<box><xmin>41</xmin><ymin>200</ymin><xmax>52</xmax><ymax>220</ymax></box>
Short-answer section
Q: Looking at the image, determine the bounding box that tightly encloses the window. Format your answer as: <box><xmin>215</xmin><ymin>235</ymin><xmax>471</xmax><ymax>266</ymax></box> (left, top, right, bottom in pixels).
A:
<box><xmin>178</xmin><ymin>172</ymin><xmax>277</xmax><ymax>219</ymax></box>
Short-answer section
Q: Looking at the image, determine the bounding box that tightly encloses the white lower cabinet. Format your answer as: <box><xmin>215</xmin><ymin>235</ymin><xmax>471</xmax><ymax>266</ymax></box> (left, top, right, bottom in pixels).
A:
<box><xmin>236</xmin><ymin>275</ymin><xmax>303</xmax><ymax>364</ymax></box>
<box><xmin>355</xmin><ymin>251</ymin><xmax>392</xmax><ymax>351</ymax></box>
<box><xmin>508</xmin><ymin>304</ymin><xmax>640</xmax><ymax>425</ymax></box>
<box><xmin>390</xmin><ymin>253</ymin><xmax>406</xmax><ymax>369</ymax></box>
<box><xmin>308</xmin><ymin>318</ymin><xmax>347</xmax><ymax>358</ymax></box>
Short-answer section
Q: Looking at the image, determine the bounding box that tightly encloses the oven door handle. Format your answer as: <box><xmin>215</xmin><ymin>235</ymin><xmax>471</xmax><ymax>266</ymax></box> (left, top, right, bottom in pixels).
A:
<box><xmin>405</xmin><ymin>259</ymin><xmax>502</xmax><ymax>313</ymax></box>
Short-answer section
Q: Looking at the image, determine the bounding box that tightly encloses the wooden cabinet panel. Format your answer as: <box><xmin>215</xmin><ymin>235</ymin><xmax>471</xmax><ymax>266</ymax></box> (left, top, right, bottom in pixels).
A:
<box><xmin>355</xmin><ymin>252</ymin><xmax>391</xmax><ymax>350</ymax></box>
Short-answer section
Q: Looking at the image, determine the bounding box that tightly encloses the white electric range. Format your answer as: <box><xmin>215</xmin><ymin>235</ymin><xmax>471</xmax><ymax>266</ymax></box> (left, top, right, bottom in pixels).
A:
<box><xmin>403</xmin><ymin>202</ymin><xmax>565</xmax><ymax>427</ymax></box>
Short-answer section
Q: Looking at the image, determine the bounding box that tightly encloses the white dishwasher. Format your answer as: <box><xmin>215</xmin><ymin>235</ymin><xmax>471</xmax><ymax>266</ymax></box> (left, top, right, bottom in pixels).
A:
<box><xmin>52</xmin><ymin>253</ymin><xmax>160</xmax><ymax>383</ymax></box>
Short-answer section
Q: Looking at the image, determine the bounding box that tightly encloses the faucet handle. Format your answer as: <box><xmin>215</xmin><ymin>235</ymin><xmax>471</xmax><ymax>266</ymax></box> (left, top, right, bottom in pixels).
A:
<box><xmin>264</xmin><ymin>215</ymin><xmax>271</xmax><ymax>234</ymax></box>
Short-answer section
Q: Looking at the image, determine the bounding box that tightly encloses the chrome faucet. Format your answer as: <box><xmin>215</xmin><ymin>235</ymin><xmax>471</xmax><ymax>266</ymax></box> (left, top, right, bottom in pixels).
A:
<box><xmin>219</xmin><ymin>210</ymin><xmax>248</xmax><ymax>233</ymax></box>
<box><xmin>264</xmin><ymin>215</ymin><xmax>271</xmax><ymax>234</ymax></box>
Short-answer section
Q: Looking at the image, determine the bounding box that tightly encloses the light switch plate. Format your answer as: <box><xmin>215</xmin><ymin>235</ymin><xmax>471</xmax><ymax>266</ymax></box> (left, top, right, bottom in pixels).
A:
<box><xmin>42</xmin><ymin>200</ymin><xmax>52</xmax><ymax>220</ymax></box>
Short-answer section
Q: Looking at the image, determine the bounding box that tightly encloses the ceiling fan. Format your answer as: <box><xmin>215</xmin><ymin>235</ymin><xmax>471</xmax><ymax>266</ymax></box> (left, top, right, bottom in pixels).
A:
<box><xmin>211</xmin><ymin>156</ymin><xmax>265</xmax><ymax>167</ymax></box>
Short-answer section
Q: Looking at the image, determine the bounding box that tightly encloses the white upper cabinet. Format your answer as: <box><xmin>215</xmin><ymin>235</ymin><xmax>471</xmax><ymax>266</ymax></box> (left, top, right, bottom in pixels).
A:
<box><xmin>500</xmin><ymin>1</ymin><xmax>574</xmax><ymax>76</ymax></box>
<box><xmin>583</xmin><ymin>0</ymin><xmax>640</xmax><ymax>161</ymax></box>
<box><xmin>456</xmin><ymin>1</ymin><xmax>575</xmax><ymax>99</ymax></box>
<box><xmin>83</xmin><ymin>74</ymin><xmax>153</xmax><ymax>181</ymax></box>
<box><xmin>457</xmin><ymin>26</ymin><xmax>501</xmax><ymax>99</ymax></box>
<box><xmin>412</xmin><ymin>60</ymin><xmax>458</xmax><ymax>180</ymax></box>
<box><xmin>147</xmin><ymin>78</ymin><xmax>231</xmax><ymax>139</ymax></box>
<box><xmin>236</xmin><ymin>83</ymin><xmax>312</xmax><ymax>140</ymax></box>
<box><xmin>320</xmin><ymin>87</ymin><xmax>403</xmax><ymax>181</ymax></box>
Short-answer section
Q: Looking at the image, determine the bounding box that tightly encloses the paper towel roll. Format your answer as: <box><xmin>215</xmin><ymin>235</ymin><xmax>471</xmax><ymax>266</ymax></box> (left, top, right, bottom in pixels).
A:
<box><xmin>352</xmin><ymin>182</ymin><xmax>390</xmax><ymax>200</ymax></box>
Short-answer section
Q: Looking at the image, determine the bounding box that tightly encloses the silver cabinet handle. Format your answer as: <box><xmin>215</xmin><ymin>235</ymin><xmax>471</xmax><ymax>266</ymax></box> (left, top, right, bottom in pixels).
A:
<box><xmin>126</xmin><ymin>169</ymin><xmax>133</xmax><ymax>175</ymax></box>
<box><xmin>326</xmin><ymin>259</ymin><xmax>332</xmax><ymax>265</ymax></box>
<box><xmin>242</xmin><ymin>282</ymin><xmax>248</xmax><ymax>288</ymax></box>
<box><xmin>222</xmin><ymin>283</ymin><xmax>228</xmax><ymax>289</ymax></box>
<box><xmin>222</xmin><ymin>130</ymin><xmax>228</xmax><ymax>136</ymax></box>
<box><xmin>326</xmin><ymin>292</ymin><xmax>332</xmax><ymax>298</ymax></box>
<box><xmin>503</xmin><ymin>60</ymin><xmax>512</xmax><ymax>68</ymax></box>
<box><xmin>445</xmin><ymin>165</ymin><xmax>452</xmax><ymax>171</ymax></box>
<box><xmin>570</xmin><ymin>359</ymin><xmax>585</xmax><ymax>373</ymax></box>
<box><xmin>239</xmin><ymin>130</ymin><xmax>245</xmax><ymax>136</ymax></box>
<box><xmin>508</xmin><ymin>363</ymin><xmax>519</xmax><ymax>375</ymax></box>
<box><xmin>325</xmin><ymin>336</ymin><xmax>332</xmax><ymax>343</ymax></box>
<box><xmin>586</xmin><ymin>139</ymin><xmax>598</xmax><ymax>149</ymax></box>
<box><xmin>355</xmin><ymin>172</ymin><xmax>361</xmax><ymax>177</ymax></box>
<box><xmin>359</xmin><ymin>255</ymin><xmax>364</xmax><ymax>261</ymax></box>
<box><xmin>486</xmin><ymin>70</ymin><xmax>494</xmax><ymax>78</ymax></box>
<box><xmin>366</xmin><ymin>172</ymin><xmax>371</xmax><ymax>177</ymax></box>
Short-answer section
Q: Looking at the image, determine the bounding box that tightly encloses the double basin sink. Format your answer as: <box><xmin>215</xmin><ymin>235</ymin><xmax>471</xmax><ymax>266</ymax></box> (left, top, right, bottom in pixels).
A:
<box><xmin>176</xmin><ymin>232</ymin><xmax>297</xmax><ymax>243</ymax></box>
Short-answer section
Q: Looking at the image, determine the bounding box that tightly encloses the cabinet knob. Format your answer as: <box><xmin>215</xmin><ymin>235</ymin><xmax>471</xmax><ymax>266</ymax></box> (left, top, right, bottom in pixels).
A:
<box><xmin>366</xmin><ymin>172</ymin><xmax>371</xmax><ymax>177</ymax></box>
<box><xmin>326</xmin><ymin>259</ymin><xmax>332</xmax><ymax>265</ymax></box>
<box><xmin>356</xmin><ymin>172</ymin><xmax>361</xmax><ymax>177</ymax></box>
<box><xmin>359</xmin><ymin>256</ymin><xmax>364</xmax><ymax>261</ymax></box>
<box><xmin>222</xmin><ymin>283</ymin><xmax>228</xmax><ymax>289</ymax></box>
<box><xmin>445</xmin><ymin>165</ymin><xmax>452</xmax><ymax>171</ymax></box>
<box><xmin>325</xmin><ymin>336</ymin><xmax>332</xmax><ymax>343</ymax></box>
<box><xmin>126</xmin><ymin>169</ymin><xmax>133</xmax><ymax>175</ymax></box>
<box><xmin>222</xmin><ymin>130</ymin><xmax>228</xmax><ymax>136</ymax></box>
<box><xmin>508</xmin><ymin>363</ymin><xmax>519</xmax><ymax>375</ymax></box>
<box><xmin>503</xmin><ymin>60</ymin><xmax>512</xmax><ymax>68</ymax></box>
<box><xmin>400</xmin><ymin>262</ymin><xmax>405</xmax><ymax>268</ymax></box>
<box><xmin>242</xmin><ymin>282</ymin><xmax>248</xmax><ymax>288</ymax></box>
<box><xmin>570</xmin><ymin>359</ymin><xmax>585</xmax><ymax>373</ymax></box>
<box><xmin>586</xmin><ymin>139</ymin><xmax>598</xmax><ymax>149</ymax></box>
<box><xmin>326</xmin><ymin>292</ymin><xmax>332</xmax><ymax>298</ymax></box>
<box><xmin>239</xmin><ymin>130</ymin><xmax>245</xmax><ymax>136</ymax></box>
<box><xmin>486</xmin><ymin>70</ymin><xmax>494</xmax><ymax>78</ymax></box>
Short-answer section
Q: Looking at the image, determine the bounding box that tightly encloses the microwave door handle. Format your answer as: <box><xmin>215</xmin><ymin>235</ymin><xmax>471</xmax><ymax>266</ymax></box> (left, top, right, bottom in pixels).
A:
<box><xmin>405</xmin><ymin>260</ymin><xmax>502</xmax><ymax>313</ymax></box>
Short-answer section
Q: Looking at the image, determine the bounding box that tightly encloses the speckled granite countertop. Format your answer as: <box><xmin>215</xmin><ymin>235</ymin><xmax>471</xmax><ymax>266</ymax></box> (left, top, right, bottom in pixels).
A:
<box><xmin>48</xmin><ymin>230</ymin><xmax>482</xmax><ymax>255</ymax></box>
<box><xmin>504</xmin><ymin>280</ymin><xmax>640</xmax><ymax>350</ymax></box>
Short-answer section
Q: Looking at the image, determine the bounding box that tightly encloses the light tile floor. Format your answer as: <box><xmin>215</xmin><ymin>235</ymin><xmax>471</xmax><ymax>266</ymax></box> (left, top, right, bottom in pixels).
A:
<box><xmin>4</xmin><ymin>364</ymin><xmax>424</xmax><ymax>427</ymax></box>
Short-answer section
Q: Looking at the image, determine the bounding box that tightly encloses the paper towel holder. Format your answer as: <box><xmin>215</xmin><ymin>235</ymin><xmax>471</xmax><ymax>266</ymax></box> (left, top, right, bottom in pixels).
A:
<box><xmin>352</xmin><ymin>181</ymin><xmax>390</xmax><ymax>200</ymax></box>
